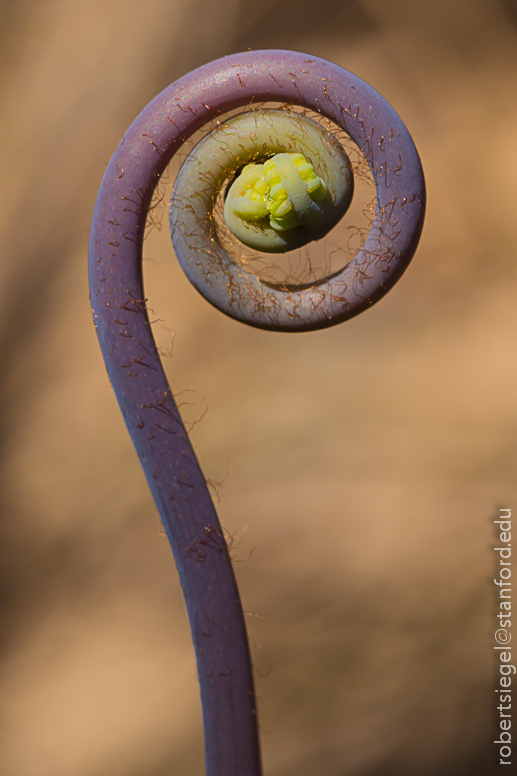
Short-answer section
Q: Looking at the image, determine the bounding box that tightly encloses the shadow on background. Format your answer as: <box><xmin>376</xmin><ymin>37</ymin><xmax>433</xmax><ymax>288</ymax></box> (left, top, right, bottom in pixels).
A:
<box><xmin>0</xmin><ymin>0</ymin><xmax>516</xmax><ymax>774</ymax></box>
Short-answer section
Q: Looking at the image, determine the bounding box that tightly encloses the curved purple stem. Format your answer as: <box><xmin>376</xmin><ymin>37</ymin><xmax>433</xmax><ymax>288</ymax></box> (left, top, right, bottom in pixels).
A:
<box><xmin>88</xmin><ymin>50</ymin><xmax>425</xmax><ymax>776</ymax></box>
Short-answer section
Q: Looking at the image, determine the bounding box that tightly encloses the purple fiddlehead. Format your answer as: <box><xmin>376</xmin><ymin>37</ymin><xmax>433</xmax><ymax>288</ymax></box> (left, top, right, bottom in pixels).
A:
<box><xmin>88</xmin><ymin>50</ymin><xmax>425</xmax><ymax>775</ymax></box>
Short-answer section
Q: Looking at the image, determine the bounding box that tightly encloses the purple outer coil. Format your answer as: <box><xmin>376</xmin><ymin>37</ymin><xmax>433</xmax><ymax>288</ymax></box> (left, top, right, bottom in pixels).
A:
<box><xmin>89</xmin><ymin>50</ymin><xmax>425</xmax><ymax>776</ymax></box>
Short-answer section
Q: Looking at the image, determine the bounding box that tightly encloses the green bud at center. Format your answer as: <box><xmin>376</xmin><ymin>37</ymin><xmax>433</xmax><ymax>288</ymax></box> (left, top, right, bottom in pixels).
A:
<box><xmin>227</xmin><ymin>153</ymin><xmax>328</xmax><ymax>233</ymax></box>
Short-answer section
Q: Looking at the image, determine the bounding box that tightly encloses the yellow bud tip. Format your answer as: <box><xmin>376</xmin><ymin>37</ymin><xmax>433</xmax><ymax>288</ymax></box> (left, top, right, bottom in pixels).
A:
<box><xmin>225</xmin><ymin>152</ymin><xmax>328</xmax><ymax>235</ymax></box>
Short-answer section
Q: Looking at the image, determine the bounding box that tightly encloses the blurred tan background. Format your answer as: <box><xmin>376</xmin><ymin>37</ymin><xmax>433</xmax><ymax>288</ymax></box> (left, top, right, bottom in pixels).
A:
<box><xmin>1</xmin><ymin>0</ymin><xmax>516</xmax><ymax>774</ymax></box>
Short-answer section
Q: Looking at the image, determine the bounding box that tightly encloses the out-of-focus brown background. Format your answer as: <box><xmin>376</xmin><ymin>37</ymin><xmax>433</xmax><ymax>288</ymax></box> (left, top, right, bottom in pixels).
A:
<box><xmin>1</xmin><ymin>0</ymin><xmax>516</xmax><ymax>774</ymax></box>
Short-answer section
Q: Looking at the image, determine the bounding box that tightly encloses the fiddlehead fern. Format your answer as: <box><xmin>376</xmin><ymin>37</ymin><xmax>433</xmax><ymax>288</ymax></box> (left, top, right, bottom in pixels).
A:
<box><xmin>89</xmin><ymin>50</ymin><xmax>425</xmax><ymax>776</ymax></box>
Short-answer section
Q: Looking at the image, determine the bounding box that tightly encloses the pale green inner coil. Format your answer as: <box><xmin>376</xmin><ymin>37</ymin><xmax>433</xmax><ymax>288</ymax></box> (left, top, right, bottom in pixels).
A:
<box><xmin>170</xmin><ymin>110</ymin><xmax>354</xmax><ymax>255</ymax></box>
